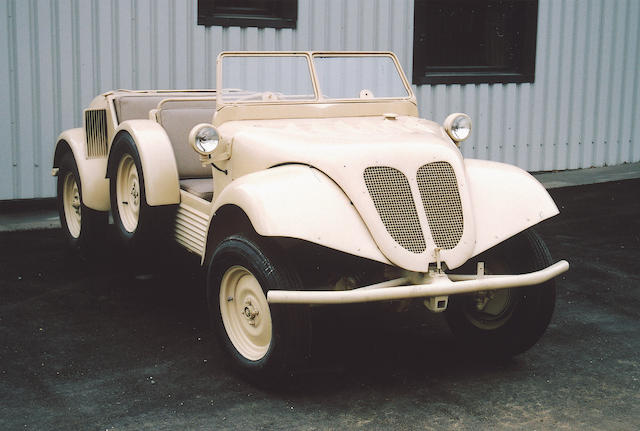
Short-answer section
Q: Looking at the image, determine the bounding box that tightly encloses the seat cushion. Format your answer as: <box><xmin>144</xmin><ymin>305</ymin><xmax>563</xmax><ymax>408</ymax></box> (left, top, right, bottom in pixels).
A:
<box><xmin>114</xmin><ymin>95</ymin><xmax>167</xmax><ymax>122</ymax></box>
<box><xmin>180</xmin><ymin>178</ymin><xmax>214</xmax><ymax>202</ymax></box>
<box><xmin>113</xmin><ymin>93</ymin><xmax>217</xmax><ymax>179</ymax></box>
<box><xmin>157</xmin><ymin>104</ymin><xmax>216</xmax><ymax>178</ymax></box>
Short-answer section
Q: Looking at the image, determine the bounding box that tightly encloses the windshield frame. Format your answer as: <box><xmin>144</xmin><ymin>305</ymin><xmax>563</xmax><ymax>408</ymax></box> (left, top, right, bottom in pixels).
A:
<box><xmin>310</xmin><ymin>52</ymin><xmax>413</xmax><ymax>102</ymax></box>
<box><xmin>216</xmin><ymin>52</ymin><xmax>318</xmax><ymax>106</ymax></box>
<box><xmin>216</xmin><ymin>51</ymin><xmax>414</xmax><ymax>107</ymax></box>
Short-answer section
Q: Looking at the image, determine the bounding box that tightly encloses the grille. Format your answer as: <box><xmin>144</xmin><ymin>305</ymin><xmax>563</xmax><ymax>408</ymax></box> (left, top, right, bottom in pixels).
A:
<box><xmin>416</xmin><ymin>161</ymin><xmax>464</xmax><ymax>249</ymax></box>
<box><xmin>364</xmin><ymin>166</ymin><xmax>426</xmax><ymax>254</ymax></box>
<box><xmin>85</xmin><ymin>109</ymin><xmax>108</xmax><ymax>158</ymax></box>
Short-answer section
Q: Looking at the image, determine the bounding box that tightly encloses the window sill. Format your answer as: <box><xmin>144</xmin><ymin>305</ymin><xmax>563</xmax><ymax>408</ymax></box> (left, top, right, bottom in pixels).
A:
<box><xmin>413</xmin><ymin>71</ymin><xmax>535</xmax><ymax>86</ymax></box>
<box><xmin>198</xmin><ymin>15</ymin><xmax>296</xmax><ymax>29</ymax></box>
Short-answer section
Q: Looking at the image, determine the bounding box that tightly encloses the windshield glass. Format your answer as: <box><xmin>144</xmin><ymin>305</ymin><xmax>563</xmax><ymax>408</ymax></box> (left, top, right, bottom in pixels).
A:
<box><xmin>218</xmin><ymin>53</ymin><xmax>410</xmax><ymax>104</ymax></box>
<box><xmin>313</xmin><ymin>54</ymin><xmax>409</xmax><ymax>99</ymax></box>
<box><xmin>219</xmin><ymin>55</ymin><xmax>315</xmax><ymax>103</ymax></box>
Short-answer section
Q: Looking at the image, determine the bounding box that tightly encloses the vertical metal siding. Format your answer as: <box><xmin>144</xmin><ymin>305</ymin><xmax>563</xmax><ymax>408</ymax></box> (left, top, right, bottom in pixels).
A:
<box><xmin>1</xmin><ymin>0</ymin><xmax>15</xmax><ymax>197</ymax></box>
<box><xmin>418</xmin><ymin>0</ymin><xmax>640</xmax><ymax>173</ymax></box>
<box><xmin>0</xmin><ymin>0</ymin><xmax>638</xmax><ymax>200</ymax></box>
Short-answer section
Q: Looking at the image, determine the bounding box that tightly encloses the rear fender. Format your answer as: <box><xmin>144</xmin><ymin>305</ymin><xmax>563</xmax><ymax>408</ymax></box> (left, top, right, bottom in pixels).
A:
<box><xmin>205</xmin><ymin>165</ymin><xmax>390</xmax><ymax>265</ymax></box>
<box><xmin>53</xmin><ymin>128</ymin><xmax>110</xmax><ymax>211</ymax></box>
<box><xmin>465</xmin><ymin>159</ymin><xmax>559</xmax><ymax>257</ymax></box>
<box><xmin>109</xmin><ymin>120</ymin><xmax>180</xmax><ymax>206</ymax></box>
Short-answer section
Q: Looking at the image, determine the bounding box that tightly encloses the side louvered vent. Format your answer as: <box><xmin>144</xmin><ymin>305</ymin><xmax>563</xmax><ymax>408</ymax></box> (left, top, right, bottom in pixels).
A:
<box><xmin>85</xmin><ymin>109</ymin><xmax>108</xmax><ymax>158</ymax></box>
<box><xmin>364</xmin><ymin>166</ymin><xmax>426</xmax><ymax>254</ymax></box>
<box><xmin>416</xmin><ymin>162</ymin><xmax>464</xmax><ymax>249</ymax></box>
<box><xmin>174</xmin><ymin>203</ymin><xmax>208</xmax><ymax>256</ymax></box>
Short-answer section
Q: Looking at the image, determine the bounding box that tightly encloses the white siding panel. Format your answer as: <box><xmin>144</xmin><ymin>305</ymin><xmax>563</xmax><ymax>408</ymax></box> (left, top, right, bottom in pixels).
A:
<box><xmin>580</xmin><ymin>0</ymin><xmax>602</xmax><ymax>168</ymax></box>
<box><xmin>608</xmin><ymin>0</ymin><xmax>630</xmax><ymax>166</ymax></box>
<box><xmin>503</xmin><ymin>84</ymin><xmax>517</xmax><ymax>166</ymax></box>
<box><xmin>555</xmin><ymin>0</ymin><xmax>575</xmax><ymax>171</ymax></box>
<box><xmin>0</xmin><ymin>0</ymin><xmax>14</xmax><ymax>199</ymax></box>
<box><xmin>35</xmin><ymin>0</ymin><xmax>55</xmax><ymax>197</ymax></box>
<box><xmin>618</xmin><ymin>0</ymin><xmax>637</xmax><ymax>165</ymax></box>
<box><xmin>115</xmin><ymin>0</ymin><xmax>134</xmax><ymax>90</ymax></box>
<box><xmin>0</xmin><ymin>0</ymin><xmax>639</xmax><ymax>200</ymax></box>
<box><xmin>515</xmin><ymin>84</ymin><xmax>531</xmax><ymax>168</ymax></box>
<box><xmin>15</xmin><ymin>0</ymin><xmax>35</xmax><ymax>198</ymax></box>
<box><xmin>594</xmin><ymin>2</ymin><xmax>615</xmax><ymax>167</ymax></box>
<box><xmin>56</xmin><ymin>0</ymin><xmax>75</xmax><ymax>139</ymax></box>
<box><xmin>76</xmin><ymin>0</ymin><xmax>94</xmax><ymax>110</ymax></box>
<box><xmin>154</xmin><ymin>0</ymin><xmax>171</xmax><ymax>89</ymax></box>
<box><xmin>173</xmin><ymin>0</ymin><xmax>188</xmax><ymax>88</ymax></box>
<box><xmin>628</xmin><ymin>1</ymin><xmax>640</xmax><ymax>163</ymax></box>
<box><xmin>567</xmin><ymin>0</ymin><xmax>587</xmax><ymax>170</ymax></box>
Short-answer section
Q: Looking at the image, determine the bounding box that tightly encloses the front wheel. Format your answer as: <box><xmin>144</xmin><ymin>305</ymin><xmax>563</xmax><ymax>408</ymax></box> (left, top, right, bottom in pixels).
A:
<box><xmin>207</xmin><ymin>234</ymin><xmax>310</xmax><ymax>382</ymax></box>
<box><xmin>445</xmin><ymin>229</ymin><xmax>557</xmax><ymax>357</ymax></box>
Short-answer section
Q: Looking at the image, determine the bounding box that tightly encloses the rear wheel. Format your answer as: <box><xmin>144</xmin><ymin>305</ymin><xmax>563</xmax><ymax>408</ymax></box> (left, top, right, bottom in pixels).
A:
<box><xmin>109</xmin><ymin>134</ymin><xmax>170</xmax><ymax>250</ymax></box>
<box><xmin>445</xmin><ymin>229</ymin><xmax>557</xmax><ymax>357</ymax></box>
<box><xmin>115</xmin><ymin>153</ymin><xmax>141</xmax><ymax>234</ymax></box>
<box><xmin>207</xmin><ymin>234</ymin><xmax>310</xmax><ymax>382</ymax></box>
<box><xmin>56</xmin><ymin>152</ymin><xmax>108</xmax><ymax>254</ymax></box>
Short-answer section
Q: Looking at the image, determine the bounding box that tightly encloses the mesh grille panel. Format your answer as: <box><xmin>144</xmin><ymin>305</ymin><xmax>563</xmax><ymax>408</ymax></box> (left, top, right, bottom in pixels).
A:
<box><xmin>85</xmin><ymin>109</ymin><xmax>108</xmax><ymax>158</ymax></box>
<box><xmin>417</xmin><ymin>162</ymin><xmax>464</xmax><ymax>249</ymax></box>
<box><xmin>364</xmin><ymin>166</ymin><xmax>426</xmax><ymax>254</ymax></box>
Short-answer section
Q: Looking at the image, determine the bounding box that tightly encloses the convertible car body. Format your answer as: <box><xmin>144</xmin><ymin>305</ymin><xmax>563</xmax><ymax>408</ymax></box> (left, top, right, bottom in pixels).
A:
<box><xmin>53</xmin><ymin>51</ymin><xmax>568</xmax><ymax>380</ymax></box>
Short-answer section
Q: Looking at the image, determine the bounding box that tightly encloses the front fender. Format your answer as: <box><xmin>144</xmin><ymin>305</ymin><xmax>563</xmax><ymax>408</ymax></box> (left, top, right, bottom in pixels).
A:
<box><xmin>111</xmin><ymin>120</ymin><xmax>180</xmax><ymax>206</ymax></box>
<box><xmin>209</xmin><ymin>165</ymin><xmax>391</xmax><ymax>265</ymax></box>
<box><xmin>53</xmin><ymin>128</ymin><xmax>110</xmax><ymax>211</ymax></box>
<box><xmin>465</xmin><ymin>159</ymin><xmax>559</xmax><ymax>257</ymax></box>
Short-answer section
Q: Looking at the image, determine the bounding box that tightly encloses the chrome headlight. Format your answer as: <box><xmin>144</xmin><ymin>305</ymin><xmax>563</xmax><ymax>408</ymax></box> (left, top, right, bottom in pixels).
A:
<box><xmin>189</xmin><ymin>123</ymin><xmax>219</xmax><ymax>155</ymax></box>
<box><xmin>443</xmin><ymin>113</ymin><xmax>472</xmax><ymax>144</ymax></box>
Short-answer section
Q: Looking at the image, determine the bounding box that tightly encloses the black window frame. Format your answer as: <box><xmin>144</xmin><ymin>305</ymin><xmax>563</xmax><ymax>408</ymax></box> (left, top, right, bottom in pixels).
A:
<box><xmin>198</xmin><ymin>0</ymin><xmax>297</xmax><ymax>29</ymax></box>
<box><xmin>413</xmin><ymin>0</ymin><xmax>538</xmax><ymax>85</ymax></box>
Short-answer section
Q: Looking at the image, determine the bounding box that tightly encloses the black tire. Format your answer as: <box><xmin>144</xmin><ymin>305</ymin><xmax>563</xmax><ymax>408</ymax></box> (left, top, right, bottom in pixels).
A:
<box><xmin>445</xmin><ymin>229</ymin><xmax>557</xmax><ymax>357</ymax></box>
<box><xmin>108</xmin><ymin>133</ymin><xmax>170</xmax><ymax>250</ymax></box>
<box><xmin>56</xmin><ymin>152</ymin><xmax>108</xmax><ymax>255</ymax></box>
<box><xmin>206</xmin><ymin>234</ymin><xmax>310</xmax><ymax>382</ymax></box>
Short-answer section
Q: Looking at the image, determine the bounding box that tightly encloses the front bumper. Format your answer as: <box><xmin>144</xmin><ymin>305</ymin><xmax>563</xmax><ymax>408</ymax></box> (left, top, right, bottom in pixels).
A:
<box><xmin>266</xmin><ymin>260</ymin><xmax>569</xmax><ymax>305</ymax></box>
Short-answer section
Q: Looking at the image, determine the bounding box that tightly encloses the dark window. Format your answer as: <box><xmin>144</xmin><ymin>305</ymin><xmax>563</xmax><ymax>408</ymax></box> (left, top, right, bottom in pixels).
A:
<box><xmin>198</xmin><ymin>0</ymin><xmax>297</xmax><ymax>29</ymax></box>
<box><xmin>413</xmin><ymin>0</ymin><xmax>538</xmax><ymax>85</ymax></box>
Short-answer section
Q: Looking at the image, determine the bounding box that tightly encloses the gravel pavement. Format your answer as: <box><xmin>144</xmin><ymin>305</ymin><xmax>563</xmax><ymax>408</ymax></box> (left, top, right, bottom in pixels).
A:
<box><xmin>0</xmin><ymin>180</ymin><xmax>638</xmax><ymax>430</ymax></box>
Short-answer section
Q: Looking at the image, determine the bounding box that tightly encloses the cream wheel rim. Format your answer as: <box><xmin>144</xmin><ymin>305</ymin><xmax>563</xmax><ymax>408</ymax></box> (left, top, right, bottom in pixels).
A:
<box><xmin>462</xmin><ymin>261</ymin><xmax>515</xmax><ymax>330</ymax></box>
<box><xmin>463</xmin><ymin>288</ymin><xmax>515</xmax><ymax>330</ymax></box>
<box><xmin>219</xmin><ymin>265</ymin><xmax>272</xmax><ymax>361</ymax></box>
<box><xmin>62</xmin><ymin>172</ymin><xmax>82</xmax><ymax>238</ymax></box>
<box><xmin>116</xmin><ymin>154</ymin><xmax>140</xmax><ymax>233</ymax></box>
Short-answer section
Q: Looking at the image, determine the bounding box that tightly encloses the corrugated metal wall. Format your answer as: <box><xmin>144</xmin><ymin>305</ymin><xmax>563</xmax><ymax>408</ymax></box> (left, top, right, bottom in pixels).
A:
<box><xmin>1</xmin><ymin>0</ymin><xmax>639</xmax><ymax>200</ymax></box>
<box><xmin>423</xmin><ymin>0</ymin><xmax>640</xmax><ymax>172</ymax></box>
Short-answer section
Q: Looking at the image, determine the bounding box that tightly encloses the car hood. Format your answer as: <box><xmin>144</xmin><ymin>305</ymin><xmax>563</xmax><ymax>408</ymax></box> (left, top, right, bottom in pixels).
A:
<box><xmin>221</xmin><ymin>115</ymin><xmax>458</xmax><ymax>173</ymax></box>
<box><xmin>218</xmin><ymin>116</ymin><xmax>476</xmax><ymax>271</ymax></box>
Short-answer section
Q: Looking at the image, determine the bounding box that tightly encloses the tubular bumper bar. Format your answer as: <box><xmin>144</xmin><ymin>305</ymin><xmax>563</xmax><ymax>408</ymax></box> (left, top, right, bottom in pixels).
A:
<box><xmin>267</xmin><ymin>260</ymin><xmax>569</xmax><ymax>305</ymax></box>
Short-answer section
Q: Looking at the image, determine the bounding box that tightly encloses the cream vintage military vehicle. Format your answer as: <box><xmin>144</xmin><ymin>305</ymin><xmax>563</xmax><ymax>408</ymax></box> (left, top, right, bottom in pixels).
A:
<box><xmin>53</xmin><ymin>51</ymin><xmax>569</xmax><ymax>380</ymax></box>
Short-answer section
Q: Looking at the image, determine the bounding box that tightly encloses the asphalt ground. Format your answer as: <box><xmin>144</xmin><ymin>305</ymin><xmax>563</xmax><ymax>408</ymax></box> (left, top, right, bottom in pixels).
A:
<box><xmin>0</xmin><ymin>179</ymin><xmax>638</xmax><ymax>430</ymax></box>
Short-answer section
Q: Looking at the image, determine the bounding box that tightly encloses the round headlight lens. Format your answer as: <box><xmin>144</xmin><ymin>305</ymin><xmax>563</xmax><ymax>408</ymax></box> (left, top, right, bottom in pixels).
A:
<box><xmin>451</xmin><ymin>115</ymin><xmax>471</xmax><ymax>141</ymax></box>
<box><xmin>444</xmin><ymin>113</ymin><xmax>472</xmax><ymax>143</ymax></box>
<box><xmin>195</xmin><ymin>126</ymin><xmax>219</xmax><ymax>153</ymax></box>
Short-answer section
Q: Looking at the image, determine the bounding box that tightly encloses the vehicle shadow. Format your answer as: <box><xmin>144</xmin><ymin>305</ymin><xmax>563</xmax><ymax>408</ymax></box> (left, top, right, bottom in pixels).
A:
<box><xmin>74</xmin><ymin>228</ymin><xmax>533</xmax><ymax>396</ymax></box>
<box><xmin>275</xmin><ymin>305</ymin><xmax>522</xmax><ymax>394</ymax></box>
